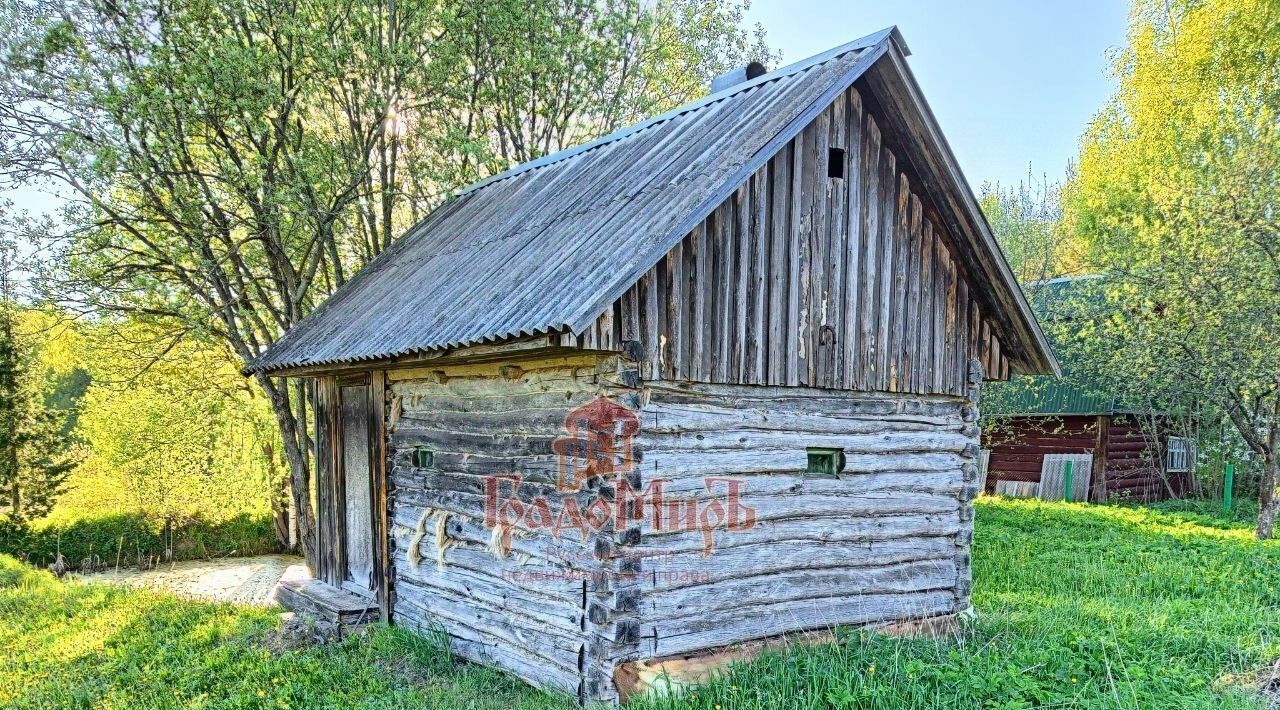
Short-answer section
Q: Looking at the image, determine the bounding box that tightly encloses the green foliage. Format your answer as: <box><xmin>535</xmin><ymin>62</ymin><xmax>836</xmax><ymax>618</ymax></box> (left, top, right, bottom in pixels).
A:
<box><xmin>977</xmin><ymin>177</ymin><xmax>1072</xmax><ymax>291</ymax></box>
<box><xmin>0</xmin><ymin>547</ymin><xmax>26</xmax><ymax>587</ymax></box>
<box><xmin>1063</xmin><ymin>0</ymin><xmax>1280</xmax><ymax>534</ymax></box>
<box><xmin>0</xmin><ymin>511</ymin><xmax>277</xmax><ymax>569</ymax></box>
<box><xmin>0</xmin><ymin>240</ymin><xmax>76</xmax><ymax>522</ymax></box>
<box><xmin>63</xmin><ymin>317</ymin><xmax>282</xmax><ymax>527</ymax></box>
<box><xmin>0</xmin><ymin>554</ymin><xmax>564</xmax><ymax>708</ymax></box>
<box><xmin>0</xmin><ymin>310</ymin><xmax>286</xmax><ymax>549</ymax></box>
<box><xmin>633</xmin><ymin>498</ymin><xmax>1279</xmax><ymax>709</ymax></box>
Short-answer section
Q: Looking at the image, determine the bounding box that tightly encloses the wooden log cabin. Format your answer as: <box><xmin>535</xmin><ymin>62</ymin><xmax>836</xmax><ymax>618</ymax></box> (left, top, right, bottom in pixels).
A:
<box><xmin>247</xmin><ymin>27</ymin><xmax>1058</xmax><ymax>704</ymax></box>
<box><xmin>981</xmin><ymin>277</ymin><xmax>1190</xmax><ymax>503</ymax></box>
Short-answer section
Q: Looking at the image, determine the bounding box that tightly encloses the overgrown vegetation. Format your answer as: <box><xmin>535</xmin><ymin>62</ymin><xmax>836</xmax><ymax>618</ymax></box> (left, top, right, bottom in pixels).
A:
<box><xmin>2</xmin><ymin>498</ymin><xmax>1276</xmax><ymax>708</ymax></box>
<box><xmin>0</xmin><ymin>511</ymin><xmax>276</xmax><ymax>570</ymax></box>
<box><xmin>0</xmin><ymin>309</ymin><xmax>285</xmax><ymax>568</ymax></box>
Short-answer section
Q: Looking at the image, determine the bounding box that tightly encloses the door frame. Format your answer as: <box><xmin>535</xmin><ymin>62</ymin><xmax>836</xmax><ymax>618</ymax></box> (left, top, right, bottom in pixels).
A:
<box><xmin>315</xmin><ymin>372</ymin><xmax>391</xmax><ymax>622</ymax></box>
<box><xmin>335</xmin><ymin>373</ymin><xmax>374</xmax><ymax>598</ymax></box>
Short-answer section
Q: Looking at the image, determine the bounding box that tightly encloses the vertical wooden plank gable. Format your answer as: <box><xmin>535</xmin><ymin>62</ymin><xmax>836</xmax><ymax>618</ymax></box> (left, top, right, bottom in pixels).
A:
<box><xmin>859</xmin><ymin>113</ymin><xmax>883</xmax><ymax>389</ymax></box>
<box><xmin>733</xmin><ymin>184</ymin><xmax>752</xmax><ymax>383</ymax></box>
<box><xmin>841</xmin><ymin>89</ymin><xmax>865</xmax><ymax>390</ymax></box>
<box><xmin>904</xmin><ymin>195</ymin><xmax>923</xmax><ymax>393</ymax></box>
<box><xmin>749</xmin><ymin>168</ymin><xmax>769</xmax><ymax>383</ymax></box>
<box><xmin>888</xmin><ymin>172</ymin><xmax>910</xmax><ymax>391</ymax></box>
<box><xmin>767</xmin><ymin>146</ymin><xmax>791</xmax><ymax>386</ymax></box>
<box><xmin>822</xmin><ymin>93</ymin><xmax>848</xmax><ymax>389</ymax></box>
<box><xmin>593</xmin><ymin>85</ymin><xmax>1013</xmax><ymax>394</ymax></box>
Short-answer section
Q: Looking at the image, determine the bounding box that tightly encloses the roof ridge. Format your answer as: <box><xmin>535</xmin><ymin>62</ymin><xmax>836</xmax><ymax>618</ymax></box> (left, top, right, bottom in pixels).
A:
<box><xmin>454</xmin><ymin>27</ymin><xmax>900</xmax><ymax>199</ymax></box>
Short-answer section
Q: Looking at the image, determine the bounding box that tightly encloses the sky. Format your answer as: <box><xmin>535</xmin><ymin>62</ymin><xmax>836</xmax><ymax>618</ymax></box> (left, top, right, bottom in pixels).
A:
<box><xmin>8</xmin><ymin>1</ymin><xmax>1130</xmax><ymax>219</ymax></box>
<box><xmin>745</xmin><ymin>0</ymin><xmax>1131</xmax><ymax>191</ymax></box>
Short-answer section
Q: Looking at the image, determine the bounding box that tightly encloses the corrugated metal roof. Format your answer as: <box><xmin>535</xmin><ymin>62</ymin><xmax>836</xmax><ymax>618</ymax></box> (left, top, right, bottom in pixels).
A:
<box><xmin>247</xmin><ymin>28</ymin><xmax>898</xmax><ymax>374</ymax></box>
<box><xmin>993</xmin><ymin>377</ymin><xmax>1118</xmax><ymax>416</ymax></box>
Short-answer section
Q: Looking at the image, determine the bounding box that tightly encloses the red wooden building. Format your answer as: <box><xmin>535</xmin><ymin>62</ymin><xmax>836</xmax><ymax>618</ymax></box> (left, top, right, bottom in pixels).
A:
<box><xmin>983</xmin><ymin>409</ymin><xmax>1188</xmax><ymax>503</ymax></box>
<box><xmin>981</xmin><ymin>276</ymin><xmax>1194</xmax><ymax>503</ymax></box>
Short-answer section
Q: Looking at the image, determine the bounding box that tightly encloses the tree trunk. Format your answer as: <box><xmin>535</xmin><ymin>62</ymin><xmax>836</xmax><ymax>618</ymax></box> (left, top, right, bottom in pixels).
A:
<box><xmin>272</xmin><ymin>471</ymin><xmax>291</xmax><ymax>551</ymax></box>
<box><xmin>256</xmin><ymin>373</ymin><xmax>317</xmax><ymax>565</ymax></box>
<box><xmin>1257</xmin><ymin>454</ymin><xmax>1279</xmax><ymax>540</ymax></box>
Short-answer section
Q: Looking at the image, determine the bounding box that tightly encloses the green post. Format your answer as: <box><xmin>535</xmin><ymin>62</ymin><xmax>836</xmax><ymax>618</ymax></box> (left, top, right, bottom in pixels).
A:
<box><xmin>1063</xmin><ymin>459</ymin><xmax>1074</xmax><ymax>503</ymax></box>
<box><xmin>1224</xmin><ymin>463</ymin><xmax>1235</xmax><ymax>512</ymax></box>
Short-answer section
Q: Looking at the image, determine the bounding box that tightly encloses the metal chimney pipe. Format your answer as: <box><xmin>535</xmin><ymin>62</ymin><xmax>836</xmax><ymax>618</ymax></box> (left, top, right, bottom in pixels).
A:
<box><xmin>710</xmin><ymin>61</ymin><xmax>768</xmax><ymax>93</ymax></box>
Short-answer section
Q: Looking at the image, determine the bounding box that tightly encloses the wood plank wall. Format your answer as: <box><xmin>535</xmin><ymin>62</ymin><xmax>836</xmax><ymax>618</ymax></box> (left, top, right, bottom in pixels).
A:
<box><xmin>566</xmin><ymin>84</ymin><xmax>1010</xmax><ymax>391</ymax></box>
<box><xmin>312</xmin><ymin>376</ymin><xmax>342</xmax><ymax>586</ymax></box>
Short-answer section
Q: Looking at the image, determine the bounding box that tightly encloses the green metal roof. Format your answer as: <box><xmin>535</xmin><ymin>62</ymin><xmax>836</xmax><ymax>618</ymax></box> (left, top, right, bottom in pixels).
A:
<box><xmin>990</xmin><ymin>376</ymin><xmax>1118</xmax><ymax>416</ymax></box>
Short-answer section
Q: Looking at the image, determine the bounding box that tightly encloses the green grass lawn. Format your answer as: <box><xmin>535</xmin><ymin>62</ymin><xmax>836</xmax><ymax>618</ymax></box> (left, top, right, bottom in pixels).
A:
<box><xmin>3</xmin><ymin>498</ymin><xmax>1279</xmax><ymax>708</ymax></box>
<box><xmin>0</xmin><ymin>555</ymin><xmax>565</xmax><ymax>709</ymax></box>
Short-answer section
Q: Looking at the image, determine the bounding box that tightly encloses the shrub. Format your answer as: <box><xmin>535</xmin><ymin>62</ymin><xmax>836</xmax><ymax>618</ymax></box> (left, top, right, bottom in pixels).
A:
<box><xmin>0</xmin><ymin>553</ymin><xmax>31</xmax><ymax>588</ymax></box>
<box><xmin>0</xmin><ymin>511</ymin><xmax>278</xmax><ymax>570</ymax></box>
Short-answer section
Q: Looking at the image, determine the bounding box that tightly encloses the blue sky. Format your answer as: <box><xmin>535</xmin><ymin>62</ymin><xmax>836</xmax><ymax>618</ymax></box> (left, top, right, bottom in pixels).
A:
<box><xmin>8</xmin><ymin>2</ymin><xmax>1128</xmax><ymax>218</ymax></box>
<box><xmin>746</xmin><ymin>0</ymin><xmax>1130</xmax><ymax>190</ymax></box>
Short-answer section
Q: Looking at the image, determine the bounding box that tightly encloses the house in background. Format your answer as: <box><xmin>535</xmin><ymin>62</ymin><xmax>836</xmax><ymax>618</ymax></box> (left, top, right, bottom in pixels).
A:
<box><xmin>982</xmin><ymin>380</ymin><xmax>1192</xmax><ymax>502</ymax></box>
<box><xmin>247</xmin><ymin>27</ymin><xmax>1057</xmax><ymax>704</ymax></box>
<box><xmin>981</xmin><ymin>276</ymin><xmax>1192</xmax><ymax>503</ymax></box>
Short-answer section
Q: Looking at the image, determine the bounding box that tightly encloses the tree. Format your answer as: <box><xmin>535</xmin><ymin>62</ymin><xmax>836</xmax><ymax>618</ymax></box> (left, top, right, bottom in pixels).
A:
<box><xmin>71</xmin><ymin>319</ymin><xmax>278</xmax><ymax>530</ymax></box>
<box><xmin>0</xmin><ymin>219</ymin><xmax>73</xmax><ymax>521</ymax></box>
<box><xmin>978</xmin><ymin>174</ymin><xmax>1074</xmax><ymax>299</ymax></box>
<box><xmin>0</xmin><ymin>0</ymin><xmax>772</xmax><ymax>561</ymax></box>
<box><xmin>1064</xmin><ymin>0</ymin><xmax>1280</xmax><ymax>536</ymax></box>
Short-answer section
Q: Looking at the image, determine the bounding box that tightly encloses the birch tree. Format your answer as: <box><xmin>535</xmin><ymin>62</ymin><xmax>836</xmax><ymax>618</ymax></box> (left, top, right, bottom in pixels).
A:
<box><xmin>1065</xmin><ymin>0</ymin><xmax>1280</xmax><ymax>536</ymax></box>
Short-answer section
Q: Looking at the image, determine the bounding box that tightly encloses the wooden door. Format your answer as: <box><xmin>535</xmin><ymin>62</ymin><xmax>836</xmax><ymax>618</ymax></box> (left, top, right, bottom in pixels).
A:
<box><xmin>337</xmin><ymin>378</ymin><xmax>375</xmax><ymax>596</ymax></box>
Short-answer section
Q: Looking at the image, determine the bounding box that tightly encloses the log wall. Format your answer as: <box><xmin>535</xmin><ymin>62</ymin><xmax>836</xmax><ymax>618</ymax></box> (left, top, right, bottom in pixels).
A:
<box><xmin>619</xmin><ymin>373</ymin><xmax>982</xmax><ymax>663</ymax></box>
<box><xmin>1103</xmin><ymin>415</ymin><xmax>1178</xmax><ymax>501</ymax></box>
<box><xmin>383</xmin><ymin>352</ymin><xmax>982</xmax><ymax>702</ymax></box>
<box><xmin>385</xmin><ymin>353</ymin><xmax>643</xmax><ymax>702</ymax></box>
<box><xmin>984</xmin><ymin>414</ymin><xmax>1177</xmax><ymax>502</ymax></box>
<box><xmin>565</xmin><ymin>82</ymin><xmax>1011</xmax><ymax>393</ymax></box>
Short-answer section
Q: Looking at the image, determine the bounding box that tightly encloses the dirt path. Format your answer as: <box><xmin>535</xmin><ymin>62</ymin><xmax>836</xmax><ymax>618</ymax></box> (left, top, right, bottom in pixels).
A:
<box><xmin>78</xmin><ymin>554</ymin><xmax>310</xmax><ymax>607</ymax></box>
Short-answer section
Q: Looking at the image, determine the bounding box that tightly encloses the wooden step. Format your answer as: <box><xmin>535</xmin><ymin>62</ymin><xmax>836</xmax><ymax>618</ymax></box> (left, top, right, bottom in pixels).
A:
<box><xmin>277</xmin><ymin>579</ymin><xmax>379</xmax><ymax>641</ymax></box>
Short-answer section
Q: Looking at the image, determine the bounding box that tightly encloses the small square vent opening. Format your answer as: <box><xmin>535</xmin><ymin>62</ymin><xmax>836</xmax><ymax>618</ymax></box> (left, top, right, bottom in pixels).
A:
<box><xmin>827</xmin><ymin>147</ymin><xmax>846</xmax><ymax>179</ymax></box>
<box><xmin>413</xmin><ymin>447</ymin><xmax>435</xmax><ymax>469</ymax></box>
<box><xmin>806</xmin><ymin>447</ymin><xmax>846</xmax><ymax>476</ymax></box>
